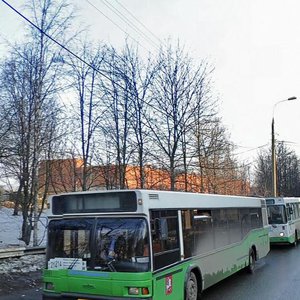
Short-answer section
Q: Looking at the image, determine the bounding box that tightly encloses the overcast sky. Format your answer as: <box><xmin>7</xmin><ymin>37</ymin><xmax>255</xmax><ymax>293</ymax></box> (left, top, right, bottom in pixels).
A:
<box><xmin>1</xmin><ymin>0</ymin><xmax>300</xmax><ymax>166</ymax></box>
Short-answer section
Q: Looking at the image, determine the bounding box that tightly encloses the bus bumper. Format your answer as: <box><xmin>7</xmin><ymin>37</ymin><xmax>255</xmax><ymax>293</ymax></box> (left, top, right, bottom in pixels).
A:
<box><xmin>270</xmin><ymin>236</ymin><xmax>294</xmax><ymax>244</ymax></box>
<box><xmin>43</xmin><ymin>291</ymin><xmax>152</xmax><ymax>300</ymax></box>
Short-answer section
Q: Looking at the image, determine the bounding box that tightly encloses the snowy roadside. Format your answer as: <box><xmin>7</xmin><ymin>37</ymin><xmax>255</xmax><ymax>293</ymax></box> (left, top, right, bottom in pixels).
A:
<box><xmin>0</xmin><ymin>206</ymin><xmax>47</xmax><ymax>248</ymax></box>
<box><xmin>0</xmin><ymin>254</ymin><xmax>45</xmax><ymax>273</ymax></box>
<box><xmin>0</xmin><ymin>206</ymin><xmax>47</xmax><ymax>277</ymax></box>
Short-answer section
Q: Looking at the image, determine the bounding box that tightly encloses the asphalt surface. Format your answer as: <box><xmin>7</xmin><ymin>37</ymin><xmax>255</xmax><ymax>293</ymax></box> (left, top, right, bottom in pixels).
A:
<box><xmin>0</xmin><ymin>270</ymin><xmax>42</xmax><ymax>299</ymax></box>
<box><xmin>202</xmin><ymin>244</ymin><xmax>300</xmax><ymax>299</ymax></box>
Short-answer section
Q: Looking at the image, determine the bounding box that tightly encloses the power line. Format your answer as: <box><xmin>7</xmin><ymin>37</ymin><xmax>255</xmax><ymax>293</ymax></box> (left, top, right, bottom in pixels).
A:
<box><xmin>278</xmin><ymin>140</ymin><xmax>298</xmax><ymax>145</ymax></box>
<box><xmin>0</xmin><ymin>0</ymin><xmax>142</xmax><ymax>101</ymax></box>
<box><xmin>114</xmin><ymin>0</ymin><xmax>163</xmax><ymax>47</ymax></box>
<box><xmin>84</xmin><ymin>0</ymin><xmax>154</xmax><ymax>53</ymax></box>
<box><xmin>1</xmin><ymin>1</ymin><xmax>95</xmax><ymax>70</ymax></box>
<box><xmin>1</xmin><ymin>0</ymin><xmax>223</xmax><ymax>133</ymax></box>
<box><xmin>93</xmin><ymin>0</ymin><xmax>161</xmax><ymax>51</ymax></box>
<box><xmin>1</xmin><ymin>0</ymin><xmax>167</xmax><ymax>122</ymax></box>
<box><xmin>232</xmin><ymin>143</ymin><xmax>269</xmax><ymax>156</ymax></box>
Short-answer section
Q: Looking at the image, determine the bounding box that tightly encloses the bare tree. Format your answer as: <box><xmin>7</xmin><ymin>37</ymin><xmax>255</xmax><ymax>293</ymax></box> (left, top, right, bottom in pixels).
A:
<box><xmin>254</xmin><ymin>143</ymin><xmax>300</xmax><ymax>197</ymax></box>
<box><xmin>116</xmin><ymin>43</ymin><xmax>156</xmax><ymax>188</ymax></box>
<box><xmin>100</xmin><ymin>46</ymin><xmax>136</xmax><ymax>189</ymax></box>
<box><xmin>147</xmin><ymin>43</ymin><xmax>213</xmax><ymax>190</ymax></box>
<box><xmin>65</xmin><ymin>41</ymin><xmax>106</xmax><ymax>190</ymax></box>
<box><xmin>254</xmin><ymin>150</ymin><xmax>272</xmax><ymax>196</ymax></box>
<box><xmin>193</xmin><ymin>118</ymin><xmax>240</xmax><ymax>194</ymax></box>
<box><xmin>0</xmin><ymin>44</ymin><xmax>62</xmax><ymax>244</ymax></box>
<box><xmin>277</xmin><ymin>143</ymin><xmax>300</xmax><ymax>196</ymax></box>
<box><xmin>0</xmin><ymin>0</ymin><xmax>74</xmax><ymax>245</ymax></box>
<box><xmin>0</xmin><ymin>108</ymin><xmax>13</xmax><ymax>162</ymax></box>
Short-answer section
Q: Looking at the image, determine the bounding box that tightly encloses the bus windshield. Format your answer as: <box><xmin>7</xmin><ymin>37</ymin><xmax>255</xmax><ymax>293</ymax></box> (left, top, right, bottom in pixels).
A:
<box><xmin>267</xmin><ymin>205</ymin><xmax>287</xmax><ymax>224</ymax></box>
<box><xmin>47</xmin><ymin>217</ymin><xmax>150</xmax><ymax>272</ymax></box>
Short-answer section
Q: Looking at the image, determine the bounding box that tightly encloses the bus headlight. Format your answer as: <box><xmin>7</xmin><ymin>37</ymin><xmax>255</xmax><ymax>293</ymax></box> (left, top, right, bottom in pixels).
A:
<box><xmin>128</xmin><ymin>287</ymin><xmax>150</xmax><ymax>295</ymax></box>
<box><xmin>128</xmin><ymin>287</ymin><xmax>139</xmax><ymax>295</ymax></box>
<box><xmin>279</xmin><ymin>232</ymin><xmax>284</xmax><ymax>237</ymax></box>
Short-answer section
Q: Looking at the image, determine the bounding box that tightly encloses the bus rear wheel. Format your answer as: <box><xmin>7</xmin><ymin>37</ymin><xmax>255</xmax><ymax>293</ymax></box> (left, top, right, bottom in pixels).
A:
<box><xmin>185</xmin><ymin>272</ymin><xmax>198</xmax><ymax>300</ymax></box>
<box><xmin>247</xmin><ymin>249</ymin><xmax>255</xmax><ymax>274</ymax></box>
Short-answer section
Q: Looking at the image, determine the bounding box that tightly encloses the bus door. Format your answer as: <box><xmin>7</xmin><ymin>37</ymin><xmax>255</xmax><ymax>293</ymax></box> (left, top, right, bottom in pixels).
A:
<box><xmin>151</xmin><ymin>210</ymin><xmax>183</xmax><ymax>300</ymax></box>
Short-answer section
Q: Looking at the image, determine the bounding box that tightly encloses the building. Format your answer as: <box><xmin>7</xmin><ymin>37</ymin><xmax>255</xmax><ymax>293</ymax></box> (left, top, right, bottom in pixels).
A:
<box><xmin>38</xmin><ymin>158</ymin><xmax>250</xmax><ymax>197</ymax></box>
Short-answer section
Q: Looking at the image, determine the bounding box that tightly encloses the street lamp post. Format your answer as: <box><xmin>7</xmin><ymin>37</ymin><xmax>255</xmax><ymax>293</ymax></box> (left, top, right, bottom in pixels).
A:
<box><xmin>271</xmin><ymin>96</ymin><xmax>297</xmax><ymax>197</ymax></box>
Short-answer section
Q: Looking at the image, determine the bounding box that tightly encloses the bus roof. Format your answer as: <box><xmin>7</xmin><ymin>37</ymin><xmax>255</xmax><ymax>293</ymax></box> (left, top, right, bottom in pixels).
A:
<box><xmin>137</xmin><ymin>190</ymin><xmax>264</xmax><ymax>209</ymax></box>
<box><xmin>266</xmin><ymin>197</ymin><xmax>300</xmax><ymax>205</ymax></box>
<box><xmin>48</xmin><ymin>189</ymin><xmax>265</xmax><ymax>213</ymax></box>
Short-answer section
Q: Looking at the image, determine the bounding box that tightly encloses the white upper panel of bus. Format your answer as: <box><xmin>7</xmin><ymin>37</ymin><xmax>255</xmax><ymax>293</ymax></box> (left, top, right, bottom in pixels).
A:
<box><xmin>136</xmin><ymin>190</ymin><xmax>264</xmax><ymax>209</ymax></box>
<box><xmin>47</xmin><ymin>189</ymin><xmax>265</xmax><ymax>217</ymax></box>
<box><xmin>266</xmin><ymin>197</ymin><xmax>300</xmax><ymax>205</ymax></box>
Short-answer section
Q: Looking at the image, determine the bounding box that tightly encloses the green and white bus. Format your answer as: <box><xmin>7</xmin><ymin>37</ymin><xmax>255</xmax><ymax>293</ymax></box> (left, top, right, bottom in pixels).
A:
<box><xmin>43</xmin><ymin>190</ymin><xmax>270</xmax><ymax>300</ymax></box>
<box><xmin>266</xmin><ymin>197</ymin><xmax>300</xmax><ymax>245</ymax></box>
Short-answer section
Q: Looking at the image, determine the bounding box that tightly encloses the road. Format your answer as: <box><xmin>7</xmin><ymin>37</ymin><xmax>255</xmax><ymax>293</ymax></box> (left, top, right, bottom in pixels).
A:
<box><xmin>2</xmin><ymin>245</ymin><xmax>300</xmax><ymax>300</ymax></box>
<box><xmin>0</xmin><ymin>288</ymin><xmax>42</xmax><ymax>300</ymax></box>
<box><xmin>202</xmin><ymin>244</ymin><xmax>300</xmax><ymax>300</ymax></box>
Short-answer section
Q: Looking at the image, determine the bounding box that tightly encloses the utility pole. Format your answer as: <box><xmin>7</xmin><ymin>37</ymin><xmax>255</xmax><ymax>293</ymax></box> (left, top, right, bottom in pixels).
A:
<box><xmin>271</xmin><ymin>117</ymin><xmax>277</xmax><ymax>197</ymax></box>
<box><xmin>271</xmin><ymin>96</ymin><xmax>297</xmax><ymax>197</ymax></box>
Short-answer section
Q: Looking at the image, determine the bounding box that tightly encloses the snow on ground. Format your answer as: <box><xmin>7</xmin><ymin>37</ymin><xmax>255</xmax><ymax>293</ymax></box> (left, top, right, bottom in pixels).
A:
<box><xmin>0</xmin><ymin>255</ymin><xmax>45</xmax><ymax>273</ymax></box>
<box><xmin>0</xmin><ymin>206</ymin><xmax>47</xmax><ymax>248</ymax></box>
<box><xmin>0</xmin><ymin>206</ymin><xmax>47</xmax><ymax>273</ymax></box>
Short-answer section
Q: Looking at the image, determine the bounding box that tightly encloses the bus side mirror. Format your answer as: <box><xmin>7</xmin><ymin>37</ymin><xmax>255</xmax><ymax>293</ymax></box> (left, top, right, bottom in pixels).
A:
<box><xmin>289</xmin><ymin>207</ymin><xmax>294</xmax><ymax>215</ymax></box>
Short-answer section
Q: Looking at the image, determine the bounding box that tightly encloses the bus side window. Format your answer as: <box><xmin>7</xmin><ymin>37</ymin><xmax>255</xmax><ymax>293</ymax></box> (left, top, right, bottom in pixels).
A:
<box><xmin>241</xmin><ymin>209</ymin><xmax>251</xmax><ymax>238</ymax></box>
<box><xmin>151</xmin><ymin>216</ymin><xmax>162</xmax><ymax>253</ymax></box>
<box><xmin>226</xmin><ymin>209</ymin><xmax>241</xmax><ymax>244</ymax></box>
<box><xmin>150</xmin><ymin>210</ymin><xmax>180</xmax><ymax>270</ymax></box>
<box><xmin>293</xmin><ymin>204</ymin><xmax>298</xmax><ymax>218</ymax></box>
<box><xmin>286</xmin><ymin>206</ymin><xmax>292</xmax><ymax>221</ymax></box>
<box><xmin>152</xmin><ymin>236</ymin><xmax>161</xmax><ymax>253</ymax></box>
<box><xmin>182</xmin><ymin>210</ymin><xmax>193</xmax><ymax>258</ymax></box>
<box><xmin>249</xmin><ymin>208</ymin><xmax>262</xmax><ymax>229</ymax></box>
<box><xmin>213</xmin><ymin>209</ymin><xmax>230</xmax><ymax>248</ymax></box>
<box><xmin>159</xmin><ymin>218</ymin><xmax>168</xmax><ymax>240</ymax></box>
<box><xmin>193</xmin><ymin>210</ymin><xmax>214</xmax><ymax>253</ymax></box>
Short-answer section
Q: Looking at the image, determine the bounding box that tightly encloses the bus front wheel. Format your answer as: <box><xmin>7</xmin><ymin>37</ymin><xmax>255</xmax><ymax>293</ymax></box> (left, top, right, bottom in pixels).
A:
<box><xmin>293</xmin><ymin>231</ymin><xmax>298</xmax><ymax>247</ymax></box>
<box><xmin>185</xmin><ymin>272</ymin><xmax>198</xmax><ymax>300</ymax></box>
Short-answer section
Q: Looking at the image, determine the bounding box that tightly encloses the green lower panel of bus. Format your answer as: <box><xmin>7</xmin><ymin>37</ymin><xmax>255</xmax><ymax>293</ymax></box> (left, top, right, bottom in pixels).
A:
<box><xmin>43</xmin><ymin>269</ymin><xmax>153</xmax><ymax>299</ymax></box>
<box><xmin>43</xmin><ymin>266</ymin><xmax>189</xmax><ymax>300</ymax></box>
<box><xmin>151</xmin><ymin>260</ymin><xmax>247</xmax><ymax>300</ymax></box>
<box><xmin>202</xmin><ymin>228</ymin><xmax>269</xmax><ymax>289</ymax></box>
<box><xmin>151</xmin><ymin>228</ymin><xmax>269</xmax><ymax>299</ymax></box>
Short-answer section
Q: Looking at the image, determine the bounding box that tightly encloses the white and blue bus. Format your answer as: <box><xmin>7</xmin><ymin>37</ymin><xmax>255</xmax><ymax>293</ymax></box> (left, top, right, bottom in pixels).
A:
<box><xmin>266</xmin><ymin>197</ymin><xmax>300</xmax><ymax>245</ymax></box>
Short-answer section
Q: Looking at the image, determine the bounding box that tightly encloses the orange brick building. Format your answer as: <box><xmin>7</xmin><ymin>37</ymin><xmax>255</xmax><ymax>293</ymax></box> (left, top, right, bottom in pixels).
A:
<box><xmin>38</xmin><ymin>158</ymin><xmax>250</xmax><ymax>197</ymax></box>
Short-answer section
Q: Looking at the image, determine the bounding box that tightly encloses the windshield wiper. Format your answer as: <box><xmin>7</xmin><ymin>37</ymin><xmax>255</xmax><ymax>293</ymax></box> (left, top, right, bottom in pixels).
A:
<box><xmin>103</xmin><ymin>223</ymin><xmax>125</xmax><ymax>237</ymax></box>
<box><xmin>68</xmin><ymin>245</ymin><xmax>89</xmax><ymax>270</ymax></box>
<box><xmin>107</xmin><ymin>259</ymin><xmax>116</xmax><ymax>272</ymax></box>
